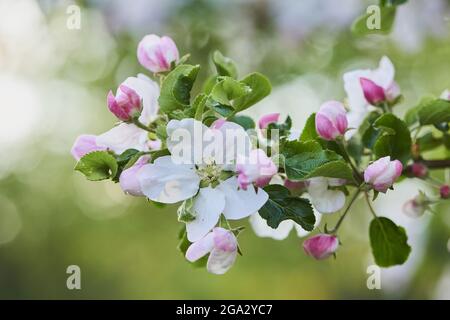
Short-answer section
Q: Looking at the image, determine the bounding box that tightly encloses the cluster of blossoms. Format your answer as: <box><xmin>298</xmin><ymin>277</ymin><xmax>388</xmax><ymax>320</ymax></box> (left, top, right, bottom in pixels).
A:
<box><xmin>72</xmin><ymin>35</ymin><xmax>450</xmax><ymax>274</ymax></box>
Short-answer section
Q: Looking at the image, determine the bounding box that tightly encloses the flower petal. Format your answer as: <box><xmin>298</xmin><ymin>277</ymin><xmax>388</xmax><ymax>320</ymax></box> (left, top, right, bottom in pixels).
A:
<box><xmin>207</xmin><ymin>248</ymin><xmax>237</xmax><ymax>275</ymax></box>
<box><xmin>186</xmin><ymin>187</ymin><xmax>225</xmax><ymax>242</ymax></box>
<box><xmin>218</xmin><ymin>177</ymin><xmax>269</xmax><ymax>220</ymax></box>
<box><xmin>96</xmin><ymin>123</ymin><xmax>148</xmax><ymax>154</ymax></box>
<box><xmin>185</xmin><ymin>231</ymin><xmax>215</xmax><ymax>262</ymax></box>
<box><xmin>138</xmin><ymin>156</ymin><xmax>200</xmax><ymax>204</ymax></box>
<box><xmin>308</xmin><ymin>177</ymin><xmax>346</xmax><ymax>214</ymax></box>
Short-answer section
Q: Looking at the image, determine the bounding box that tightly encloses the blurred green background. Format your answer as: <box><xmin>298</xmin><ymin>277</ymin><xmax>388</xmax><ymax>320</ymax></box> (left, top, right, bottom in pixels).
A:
<box><xmin>0</xmin><ymin>0</ymin><xmax>449</xmax><ymax>299</ymax></box>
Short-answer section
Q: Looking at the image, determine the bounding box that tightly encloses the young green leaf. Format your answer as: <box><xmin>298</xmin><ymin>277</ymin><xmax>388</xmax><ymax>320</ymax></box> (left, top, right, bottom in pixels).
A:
<box><xmin>232</xmin><ymin>72</ymin><xmax>271</xmax><ymax>112</ymax></box>
<box><xmin>372</xmin><ymin>114</ymin><xmax>412</xmax><ymax>164</ymax></box>
<box><xmin>369</xmin><ymin>217</ymin><xmax>411</xmax><ymax>267</ymax></box>
<box><xmin>210</xmin><ymin>77</ymin><xmax>249</xmax><ymax>106</ymax></box>
<box><xmin>259</xmin><ymin>185</ymin><xmax>315</xmax><ymax>230</ymax></box>
<box><xmin>212</xmin><ymin>50</ymin><xmax>238</xmax><ymax>79</ymax></box>
<box><xmin>299</xmin><ymin>113</ymin><xmax>318</xmax><ymax>142</ymax></box>
<box><xmin>158</xmin><ymin>64</ymin><xmax>200</xmax><ymax>114</ymax></box>
<box><xmin>417</xmin><ymin>99</ymin><xmax>450</xmax><ymax>126</ymax></box>
<box><xmin>74</xmin><ymin>151</ymin><xmax>118</xmax><ymax>181</ymax></box>
<box><xmin>228</xmin><ymin>115</ymin><xmax>255</xmax><ymax>130</ymax></box>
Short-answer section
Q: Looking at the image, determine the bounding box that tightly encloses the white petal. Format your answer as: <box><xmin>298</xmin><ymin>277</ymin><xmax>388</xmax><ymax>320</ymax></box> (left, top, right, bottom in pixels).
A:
<box><xmin>218</xmin><ymin>177</ymin><xmax>268</xmax><ymax>220</ymax></box>
<box><xmin>186</xmin><ymin>187</ymin><xmax>225</xmax><ymax>242</ymax></box>
<box><xmin>96</xmin><ymin>123</ymin><xmax>148</xmax><ymax>154</ymax></box>
<box><xmin>166</xmin><ymin>118</ymin><xmax>208</xmax><ymax>165</ymax></box>
<box><xmin>123</xmin><ymin>74</ymin><xmax>160</xmax><ymax>125</ymax></box>
<box><xmin>210</xmin><ymin>121</ymin><xmax>252</xmax><ymax>171</ymax></box>
<box><xmin>138</xmin><ymin>156</ymin><xmax>200</xmax><ymax>204</ymax></box>
<box><xmin>371</xmin><ymin>56</ymin><xmax>395</xmax><ymax>90</ymax></box>
<box><xmin>185</xmin><ymin>232</ymin><xmax>215</xmax><ymax>262</ymax></box>
<box><xmin>249</xmin><ymin>213</ymin><xmax>294</xmax><ymax>240</ymax></box>
<box><xmin>308</xmin><ymin>177</ymin><xmax>346</xmax><ymax>214</ymax></box>
<box><xmin>207</xmin><ymin>248</ymin><xmax>237</xmax><ymax>275</ymax></box>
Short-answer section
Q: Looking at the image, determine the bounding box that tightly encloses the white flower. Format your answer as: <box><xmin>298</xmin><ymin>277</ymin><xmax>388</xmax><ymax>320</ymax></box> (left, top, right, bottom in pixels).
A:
<box><xmin>96</xmin><ymin>74</ymin><xmax>160</xmax><ymax>154</ymax></box>
<box><xmin>307</xmin><ymin>177</ymin><xmax>346</xmax><ymax>214</ymax></box>
<box><xmin>138</xmin><ymin>118</ymin><xmax>268</xmax><ymax>242</ymax></box>
<box><xmin>343</xmin><ymin>56</ymin><xmax>397</xmax><ymax>139</ymax></box>
<box><xmin>185</xmin><ymin>227</ymin><xmax>238</xmax><ymax>275</ymax></box>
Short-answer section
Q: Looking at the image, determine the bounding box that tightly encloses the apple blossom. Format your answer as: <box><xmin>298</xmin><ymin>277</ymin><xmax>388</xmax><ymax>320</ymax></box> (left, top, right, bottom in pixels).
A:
<box><xmin>440</xmin><ymin>185</ymin><xmax>450</xmax><ymax>199</ymax></box>
<box><xmin>402</xmin><ymin>194</ymin><xmax>428</xmax><ymax>218</ymax></box>
<box><xmin>137</xmin><ymin>119</ymin><xmax>268</xmax><ymax>242</ymax></box>
<box><xmin>258</xmin><ymin>113</ymin><xmax>280</xmax><ymax>129</ymax></box>
<box><xmin>307</xmin><ymin>177</ymin><xmax>346</xmax><ymax>214</ymax></box>
<box><xmin>96</xmin><ymin>74</ymin><xmax>160</xmax><ymax>154</ymax></box>
<box><xmin>119</xmin><ymin>156</ymin><xmax>150</xmax><ymax>196</ymax></box>
<box><xmin>315</xmin><ymin>100</ymin><xmax>348</xmax><ymax>141</ymax></box>
<box><xmin>236</xmin><ymin>149</ymin><xmax>277</xmax><ymax>190</ymax></box>
<box><xmin>71</xmin><ymin>134</ymin><xmax>107</xmax><ymax>161</ymax></box>
<box><xmin>343</xmin><ymin>56</ymin><xmax>399</xmax><ymax>138</ymax></box>
<box><xmin>107</xmin><ymin>85</ymin><xmax>142</xmax><ymax>122</ymax></box>
<box><xmin>303</xmin><ymin>234</ymin><xmax>339</xmax><ymax>260</ymax></box>
<box><xmin>185</xmin><ymin>227</ymin><xmax>238</xmax><ymax>275</ymax></box>
<box><xmin>364</xmin><ymin>156</ymin><xmax>403</xmax><ymax>193</ymax></box>
<box><xmin>137</xmin><ymin>34</ymin><xmax>179</xmax><ymax>73</ymax></box>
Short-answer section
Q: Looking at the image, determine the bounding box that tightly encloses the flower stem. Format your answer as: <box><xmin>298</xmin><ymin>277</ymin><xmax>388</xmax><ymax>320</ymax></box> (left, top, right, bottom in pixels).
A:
<box><xmin>337</xmin><ymin>139</ymin><xmax>363</xmax><ymax>183</ymax></box>
<box><xmin>132</xmin><ymin>118</ymin><xmax>152</xmax><ymax>132</ymax></box>
<box><xmin>328</xmin><ymin>184</ymin><xmax>364</xmax><ymax>234</ymax></box>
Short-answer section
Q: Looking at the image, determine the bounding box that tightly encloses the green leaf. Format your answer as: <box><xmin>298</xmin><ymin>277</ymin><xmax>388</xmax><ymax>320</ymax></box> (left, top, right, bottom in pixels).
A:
<box><xmin>282</xmin><ymin>140</ymin><xmax>355</xmax><ymax>181</ymax></box>
<box><xmin>259</xmin><ymin>185</ymin><xmax>315</xmax><ymax>230</ymax></box>
<box><xmin>352</xmin><ymin>6</ymin><xmax>396</xmax><ymax>36</ymax></box>
<box><xmin>372</xmin><ymin>114</ymin><xmax>412</xmax><ymax>164</ymax></box>
<box><xmin>149</xmin><ymin>149</ymin><xmax>171</xmax><ymax>163</ymax></box>
<box><xmin>74</xmin><ymin>151</ymin><xmax>118</xmax><ymax>181</ymax></box>
<box><xmin>228</xmin><ymin>115</ymin><xmax>255</xmax><ymax>130</ymax></box>
<box><xmin>369</xmin><ymin>217</ymin><xmax>411</xmax><ymax>267</ymax></box>
<box><xmin>232</xmin><ymin>72</ymin><xmax>271</xmax><ymax>112</ymax></box>
<box><xmin>404</xmin><ymin>96</ymin><xmax>435</xmax><ymax>126</ymax></box>
<box><xmin>212</xmin><ymin>50</ymin><xmax>238</xmax><ymax>79</ymax></box>
<box><xmin>299</xmin><ymin>113</ymin><xmax>318</xmax><ymax>142</ymax></box>
<box><xmin>193</xmin><ymin>93</ymin><xmax>208</xmax><ymax>121</ymax></box>
<box><xmin>208</xmin><ymin>103</ymin><xmax>234</xmax><ymax>117</ymax></box>
<box><xmin>417</xmin><ymin>99</ymin><xmax>450</xmax><ymax>126</ymax></box>
<box><xmin>158</xmin><ymin>64</ymin><xmax>200</xmax><ymax>115</ymax></box>
<box><xmin>210</xmin><ymin>77</ymin><xmax>249</xmax><ymax>106</ymax></box>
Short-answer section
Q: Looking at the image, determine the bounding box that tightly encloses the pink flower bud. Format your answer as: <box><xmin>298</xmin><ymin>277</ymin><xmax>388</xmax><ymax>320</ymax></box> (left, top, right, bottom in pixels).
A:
<box><xmin>303</xmin><ymin>234</ymin><xmax>339</xmax><ymax>260</ymax></box>
<box><xmin>236</xmin><ymin>149</ymin><xmax>277</xmax><ymax>190</ymax></box>
<box><xmin>402</xmin><ymin>193</ymin><xmax>428</xmax><ymax>218</ymax></box>
<box><xmin>360</xmin><ymin>77</ymin><xmax>386</xmax><ymax>105</ymax></box>
<box><xmin>440</xmin><ymin>185</ymin><xmax>450</xmax><ymax>199</ymax></box>
<box><xmin>411</xmin><ymin>162</ymin><xmax>428</xmax><ymax>178</ymax></box>
<box><xmin>137</xmin><ymin>34</ymin><xmax>179</xmax><ymax>73</ymax></box>
<box><xmin>71</xmin><ymin>134</ymin><xmax>107</xmax><ymax>161</ymax></box>
<box><xmin>258</xmin><ymin>113</ymin><xmax>280</xmax><ymax>129</ymax></box>
<box><xmin>186</xmin><ymin>227</ymin><xmax>238</xmax><ymax>275</ymax></box>
<box><xmin>315</xmin><ymin>101</ymin><xmax>348</xmax><ymax>141</ymax></box>
<box><xmin>119</xmin><ymin>156</ymin><xmax>150</xmax><ymax>196</ymax></box>
<box><xmin>364</xmin><ymin>156</ymin><xmax>403</xmax><ymax>193</ymax></box>
<box><xmin>107</xmin><ymin>85</ymin><xmax>142</xmax><ymax>122</ymax></box>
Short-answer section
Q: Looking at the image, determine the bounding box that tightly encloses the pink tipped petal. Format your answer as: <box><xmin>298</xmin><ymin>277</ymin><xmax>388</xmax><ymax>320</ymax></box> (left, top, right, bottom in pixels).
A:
<box><xmin>185</xmin><ymin>232</ymin><xmax>215</xmax><ymax>262</ymax></box>
<box><xmin>364</xmin><ymin>156</ymin><xmax>390</xmax><ymax>184</ymax></box>
<box><xmin>303</xmin><ymin>234</ymin><xmax>339</xmax><ymax>260</ymax></box>
<box><xmin>385</xmin><ymin>81</ymin><xmax>400</xmax><ymax>102</ymax></box>
<box><xmin>119</xmin><ymin>156</ymin><xmax>149</xmax><ymax>196</ymax></box>
<box><xmin>211</xmin><ymin>118</ymin><xmax>226</xmax><ymax>129</ymax></box>
<box><xmin>235</xmin><ymin>149</ymin><xmax>277</xmax><ymax>189</ymax></box>
<box><xmin>137</xmin><ymin>34</ymin><xmax>179</xmax><ymax>73</ymax></box>
<box><xmin>258</xmin><ymin>113</ymin><xmax>280</xmax><ymax>129</ymax></box>
<box><xmin>71</xmin><ymin>134</ymin><xmax>106</xmax><ymax>161</ymax></box>
<box><xmin>212</xmin><ymin>227</ymin><xmax>238</xmax><ymax>252</ymax></box>
<box><xmin>365</xmin><ymin>157</ymin><xmax>402</xmax><ymax>193</ymax></box>
<box><xmin>360</xmin><ymin>77</ymin><xmax>386</xmax><ymax>105</ymax></box>
<box><xmin>315</xmin><ymin>101</ymin><xmax>348</xmax><ymax>141</ymax></box>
